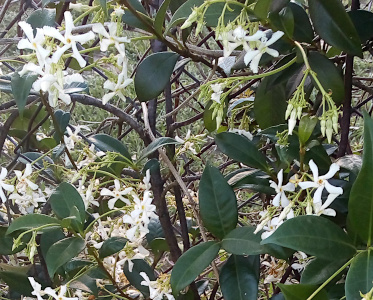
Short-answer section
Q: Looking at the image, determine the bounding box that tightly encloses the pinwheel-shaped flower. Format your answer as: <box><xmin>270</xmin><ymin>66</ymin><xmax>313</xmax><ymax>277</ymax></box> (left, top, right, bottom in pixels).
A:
<box><xmin>0</xmin><ymin>167</ymin><xmax>14</xmax><ymax>203</ymax></box>
<box><xmin>44</xmin><ymin>285</ymin><xmax>78</xmax><ymax>300</ymax></box>
<box><xmin>14</xmin><ymin>163</ymin><xmax>38</xmax><ymax>193</ymax></box>
<box><xmin>101</xmin><ymin>179</ymin><xmax>133</xmax><ymax>209</ymax></box>
<box><xmin>43</xmin><ymin>11</ymin><xmax>95</xmax><ymax>67</ymax></box>
<box><xmin>102</xmin><ymin>68</ymin><xmax>133</xmax><ymax>104</ymax></box>
<box><xmin>270</xmin><ymin>169</ymin><xmax>295</xmax><ymax>208</ymax></box>
<box><xmin>299</xmin><ymin>159</ymin><xmax>343</xmax><ymax>204</ymax></box>
<box><xmin>18</xmin><ymin>21</ymin><xmax>50</xmax><ymax>67</ymax></box>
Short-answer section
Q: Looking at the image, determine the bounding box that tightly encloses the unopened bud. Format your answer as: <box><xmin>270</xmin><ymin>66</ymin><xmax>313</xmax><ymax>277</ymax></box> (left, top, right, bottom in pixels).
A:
<box><xmin>320</xmin><ymin>119</ymin><xmax>326</xmax><ymax>136</ymax></box>
<box><xmin>306</xmin><ymin>201</ymin><xmax>313</xmax><ymax>215</ymax></box>
<box><xmin>181</xmin><ymin>9</ymin><xmax>198</xmax><ymax>30</ymax></box>
<box><xmin>285</xmin><ymin>103</ymin><xmax>293</xmax><ymax>119</ymax></box>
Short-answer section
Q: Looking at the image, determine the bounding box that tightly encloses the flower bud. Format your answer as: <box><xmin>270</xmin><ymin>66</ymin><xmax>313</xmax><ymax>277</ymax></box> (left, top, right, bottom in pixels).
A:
<box><xmin>181</xmin><ymin>8</ymin><xmax>198</xmax><ymax>30</ymax></box>
<box><xmin>285</xmin><ymin>103</ymin><xmax>293</xmax><ymax>119</ymax></box>
<box><xmin>288</xmin><ymin>110</ymin><xmax>297</xmax><ymax>135</ymax></box>
<box><xmin>306</xmin><ymin>201</ymin><xmax>313</xmax><ymax>215</ymax></box>
<box><xmin>320</xmin><ymin>119</ymin><xmax>326</xmax><ymax>136</ymax></box>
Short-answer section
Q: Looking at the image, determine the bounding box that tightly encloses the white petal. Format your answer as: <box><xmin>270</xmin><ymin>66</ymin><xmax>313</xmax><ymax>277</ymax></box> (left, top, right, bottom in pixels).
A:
<box><xmin>322</xmin><ymin>193</ymin><xmax>339</xmax><ymax>209</ymax></box>
<box><xmin>43</xmin><ymin>26</ymin><xmax>66</xmax><ymax>43</ymax></box>
<box><xmin>0</xmin><ymin>167</ymin><xmax>7</xmax><ymax>180</ymax></box>
<box><xmin>298</xmin><ymin>181</ymin><xmax>318</xmax><ymax>190</ymax></box>
<box><xmin>277</xmin><ymin>169</ymin><xmax>283</xmax><ymax>187</ymax></box>
<box><xmin>320</xmin><ymin>163</ymin><xmax>340</xmax><ymax>180</ymax></box>
<box><xmin>0</xmin><ymin>188</ymin><xmax>6</xmax><ymax>203</ymax></box>
<box><xmin>266</xmin><ymin>48</ymin><xmax>279</xmax><ymax>58</ymax></box>
<box><xmin>100</xmin><ymin>39</ymin><xmax>112</xmax><ymax>52</ymax></box>
<box><xmin>313</xmin><ymin>186</ymin><xmax>324</xmax><ymax>204</ymax></box>
<box><xmin>322</xmin><ymin>208</ymin><xmax>336</xmax><ymax>216</ymax></box>
<box><xmin>102</xmin><ymin>92</ymin><xmax>115</xmax><ymax>104</ymax></box>
<box><xmin>324</xmin><ymin>181</ymin><xmax>343</xmax><ymax>195</ymax></box>
<box><xmin>104</xmin><ymin>80</ymin><xmax>116</xmax><ymax>91</ymax></box>
<box><xmin>52</xmin><ymin>44</ymin><xmax>71</xmax><ymax>63</ymax></box>
<box><xmin>17</xmin><ymin>39</ymin><xmax>33</xmax><ymax>50</ymax></box>
<box><xmin>19</xmin><ymin>21</ymin><xmax>34</xmax><ymax>41</ymax></box>
<box><xmin>280</xmin><ymin>193</ymin><xmax>290</xmax><ymax>207</ymax></box>
<box><xmin>283</xmin><ymin>182</ymin><xmax>295</xmax><ymax>192</ymax></box>
<box><xmin>245</xmin><ymin>30</ymin><xmax>265</xmax><ymax>41</ymax></box>
<box><xmin>308</xmin><ymin>159</ymin><xmax>319</xmax><ymax>181</ymax></box>
<box><xmin>74</xmin><ymin>31</ymin><xmax>95</xmax><ymax>44</ymax></box>
<box><xmin>24</xmin><ymin>164</ymin><xmax>33</xmax><ymax>177</ymax></box>
<box><xmin>244</xmin><ymin>50</ymin><xmax>260</xmax><ymax>66</ymax></box>
<box><xmin>250</xmin><ymin>52</ymin><xmax>262</xmax><ymax>73</ymax></box>
<box><xmin>107</xmin><ymin>198</ymin><xmax>118</xmax><ymax>209</ymax></box>
<box><xmin>266</xmin><ymin>31</ymin><xmax>284</xmax><ymax>46</ymax></box>
<box><xmin>1</xmin><ymin>182</ymin><xmax>14</xmax><ymax>192</ymax></box>
<box><xmin>71</xmin><ymin>42</ymin><xmax>87</xmax><ymax>68</ymax></box>
<box><xmin>64</xmin><ymin>11</ymin><xmax>74</xmax><ymax>36</ymax></box>
<box><xmin>101</xmin><ymin>188</ymin><xmax>114</xmax><ymax>197</ymax></box>
<box><xmin>92</xmin><ymin>23</ymin><xmax>110</xmax><ymax>38</ymax></box>
<box><xmin>26</xmin><ymin>179</ymin><xmax>38</xmax><ymax>191</ymax></box>
<box><xmin>272</xmin><ymin>193</ymin><xmax>281</xmax><ymax>207</ymax></box>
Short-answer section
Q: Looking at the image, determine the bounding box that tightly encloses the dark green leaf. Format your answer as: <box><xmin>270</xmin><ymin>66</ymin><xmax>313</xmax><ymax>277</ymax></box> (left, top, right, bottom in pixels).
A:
<box><xmin>289</xmin><ymin>3</ymin><xmax>313</xmax><ymax>43</ymax></box>
<box><xmin>135</xmin><ymin>52</ymin><xmax>179</xmax><ymax>102</ymax></box>
<box><xmin>88</xmin><ymin>133</ymin><xmax>131</xmax><ymax>161</ymax></box>
<box><xmin>261</xmin><ymin>216</ymin><xmax>356</xmax><ymax>260</ymax></box>
<box><xmin>199</xmin><ymin>165</ymin><xmax>238</xmax><ymax>239</ymax></box>
<box><xmin>298</xmin><ymin>115</ymin><xmax>318</xmax><ymax>145</ymax></box>
<box><xmin>254</xmin><ymin>77</ymin><xmax>287</xmax><ymax>129</ymax></box>
<box><xmin>7</xmin><ymin>214</ymin><xmax>61</xmax><ymax>234</ymax></box>
<box><xmin>220</xmin><ymin>255</ymin><xmax>260</xmax><ymax>300</ymax></box>
<box><xmin>348</xmin><ymin>112</ymin><xmax>373</xmax><ymax>244</ymax></box>
<box><xmin>204</xmin><ymin>2</ymin><xmax>245</xmax><ymax>27</ymax></box>
<box><xmin>301</xmin><ymin>258</ymin><xmax>348</xmax><ymax>285</ymax></box>
<box><xmin>40</xmin><ymin>227</ymin><xmax>65</xmax><ymax>257</ymax></box>
<box><xmin>146</xmin><ymin>218</ymin><xmax>164</xmax><ymax>243</ymax></box>
<box><xmin>269</xmin><ymin>6</ymin><xmax>294</xmax><ymax>39</ymax></box>
<box><xmin>308</xmin><ymin>0</ymin><xmax>362</xmax><ymax>56</ymax></box>
<box><xmin>167</xmin><ymin>0</ymin><xmax>202</xmax><ymax>31</ymax></box>
<box><xmin>279</xmin><ymin>283</ymin><xmax>329</xmax><ymax>300</ymax></box>
<box><xmin>348</xmin><ymin>10</ymin><xmax>373</xmax><ymax>44</ymax></box>
<box><xmin>308</xmin><ymin>52</ymin><xmax>345</xmax><ymax>105</ymax></box>
<box><xmin>49</xmin><ymin>182</ymin><xmax>86</xmax><ymax>226</ymax></box>
<box><xmin>215</xmin><ymin>132</ymin><xmax>269</xmax><ymax>171</ymax></box>
<box><xmin>53</xmin><ymin>110</ymin><xmax>70</xmax><ymax>143</ymax></box>
<box><xmin>0</xmin><ymin>227</ymin><xmax>27</xmax><ymax>254</ymax></box>
<box><xmin>27</xmin><ymin>8</ymin><xmax>56</xmax><ymax>29</ymax></box>
<box><xmin>123</xmin><ymin>259</ymin><xmax>156</xmax><ymax>297</ymax></box>
<box><xmin>99</xmin><ymin>237</ymin><xmax>127</xmax><ymax>258</ymax></box>
<box><xmin>254</xmin><ymin>0</ymin><xmax>289</xmax><ymax>19</ymax></box>
<box><xmin>154</xmin><ymin>0</ymin><xmax>171</xmax><ymax>34</ymax></box>
<box><xmin>221</xmin><ymin>226</ymin><xmax>263</xmax><ymax>255</ymax></box>
<box><xmin>229</xmin><ymin>170</ymin><xmax>274</xmax><ymax>194</ymax></box>
<box><xmin>122</xmin><ymin>0</ymin><xmax>153</xmax><ymax>31</ymax></box>
<box><xmin>171</xmin><ymin>241</ymin><xmax>220</xmax><ymax>294</ymax></box>
<box><xmin>11</xmin><ymin>72</ymin><xmax>38</xmax><ymax>117</ymax></box>
<box><xmin>46</xmin><ymin>237</ymin><xmax>85</xmax><ymax>277</ymax></box>
<box><xmin>140</xmin><ymin>137</ymin><xmax>181</xmax><ymax>160</ymax></box>
<box><xmin>345</xmin><ymin>250</ymin><xmax>373</xmax><ymax>300</ymax></box>
<box><xmin>0</xmin><ymin>264</ymin><xmax>33</xmax><ymax>296</ymax></box>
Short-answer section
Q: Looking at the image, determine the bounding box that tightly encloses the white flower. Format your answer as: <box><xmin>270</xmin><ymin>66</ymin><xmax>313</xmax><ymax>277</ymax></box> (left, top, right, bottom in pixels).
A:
<box><xmin>210</xmin><ymin>83</ymin><xmax>223</xmax><ymax>104</ymax></box>
<box><xmin>312</xmin><ymin>193</ymin><xmax>338</xmax><ymax>217</ymax></box>
<box><xmin>77</xmin><ymin>144</ymin><xmax>105</xmax><ymax>168</ymax></box>
<box><xmin>117</xmin><ymin>242</ymin><xmax>149</xmax><ymax>272</ymax></box>
<box><xmin>229</xmin><ymin>128</ymin><xmax>253</xmax><ymax>140</ymax></box>
<box><xmin>92</xmin><ymin>22</ymin><xmax>130</xmax><ymax>57</ymax></box>
<box><xmin>261</xmin><ymin>216</ymin><xmax>283</xmax><ymax>240</ymax></box>
<box><xmin>142</xmin><ymin>169</ymin><xmax>151</xmax><ymax>191</ymax></box>
<box><xmin>28</xmin><ymin>277</ymin><xmax>46</xmax><ymax>300</ymax></box>
<box><xmin>291</xmin><ymin>251</ymin><xmax>308</xmax><ymax>272</ymax></box>
<box><xmin>9</xmin><ymin>189</ymin><xmax>46</xmax><ymax>210</ymax></box>
<box><xmin>0</xmin><ymin>167</ymin><xmax>14</xmax><ymax>203</ymax></box>
<box><xmin>14</xmin><ymin>164</ymin><xmax>38</xmax><ymax>193</ymax></box>
<box><xmin>69</xmin><ymin>3</ymin><xmax>90</xmax><ymax>12</ymax></box>
<box><xmin>244</xmin><ymin>30</ymin><xmax>284</xmax><ymax>73</ymax></box>
<box><xmin>298</xmin><ymin>159</ymin><xmax>343</xmax><ymax>204</ymax></box>
<box><xmin>269</xmin><ymin>169</ymin><xmax>295</xmax><ymax>208</ymax></box>
<box><xmin>113</xmin><ymin>7</ymin><xmax>125</xmax><ymax>17</ymax></box>
<box><xmin>288</xmin><ymin>110</ymin><xmax>297</xmax><ymax>135</ymax></box>
<box><xmin>102</xmin><ymin>59</ymin><xmax>133</xmax><ymax>104</ymax></box>
<box><xmin>132</xmin><ymin>191</ymin><xmax>158</xmax><ymax>225</ymax></box>
<box><xmin>44</xmin><ymin>285</ymin><xmax>78</xmax><ymax>300</ymax></box>
<box><xmin>18</xmin><ymin>22</ymin><xmax>50</xmax><ymax>67</ymax></box>
<box><xmin>101</xmin><ymin>179</ymin><xmax>133</xmax><ymax>209</ymax></box>
<box><xmin>78</xmin><ymin>180</ymin><xmax>99</xmax><ymax>209</ymax></box>
<box><xmin>140</xmin><ymin>272</ymin><xmax>175</xmax><ymax>300</ymax></box>
<box><xmin>43</xmin><ymin>11</ymin><xmax>95</xmax><ymax>67</ymax></box>
<box><xmin>175</xmin><ymin>129</ymin><xmax>197</xmax><ymax>154</ymax></box>
<box><xmin>64</xmin><ymin>125</ymin><xmax>90</xmax><ymax>150</ymax></box>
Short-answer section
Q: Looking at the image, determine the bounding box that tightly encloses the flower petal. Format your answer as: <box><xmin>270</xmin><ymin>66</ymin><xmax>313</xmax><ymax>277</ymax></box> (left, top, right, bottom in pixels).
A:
<box><xmin>320</xmin><ymin>163</ymin><xmax>340</xmax><ymax>180</ymax></box>
<box><xmin>249</xmin><ymin>52</ymin><xmax>262</xmax><ymax>73</ymax></box>
<box><xmin>324</xmin><ymin>181</ymin><xmax>343</xmax><ymax>195</ymax></box>
<box><xmin>266</xmin><ymin>31</ymin><xmax>284</xmax><ymax>46</ymax></box>
<box><xmin>308</xmin><ymin>159</ymin><xmax>319</xmax><ymax>180</ymax></box>
<box><xmin>313</xmin><ymin>186</ymin><xmax>324</xmax><ymax>204</ymax></box>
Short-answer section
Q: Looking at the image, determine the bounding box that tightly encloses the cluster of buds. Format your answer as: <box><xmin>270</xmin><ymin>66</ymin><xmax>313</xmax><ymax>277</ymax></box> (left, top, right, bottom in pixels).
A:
<box><xmin>320</xmin><ymin>94</ymin><xmax>339</xmax><ymax>143</ymax></box>
<box><xmin>181</xmin><ymin>6</ymin><xmax>205</xmax><ymax>35</ymax></box>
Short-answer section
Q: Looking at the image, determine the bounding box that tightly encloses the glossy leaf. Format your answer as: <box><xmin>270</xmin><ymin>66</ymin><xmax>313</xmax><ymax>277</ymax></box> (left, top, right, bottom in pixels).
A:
<box><xmin>345</xmin><ymin>250</ymin><xmax>373</xmax><ymax>300</ymax></box>
<box><xmin>146</xmin><ymin>218</ymin><xmax>165</xmax><ymax>243</ymax></box>
<box><xmin>308</xmin><ymin>0</ymin><xmax>362</xmax><ymax>57</ymax></box>
<box><xmin>220</xmin><ymin>255</ymin><xmax>260</xmax><ymax>300</ymax></box>
<box><xmin>7</xmin><ymin>214</ymin><xmax>60</xmax><ymax>234</ymax></box>
<box><xmin>11</xmin><ymin>72</ymin><xmax>38</xmax><ymax>117</ymax></box>
<box><xmin>215</xmin><ymin>132</ymin><xmax>269</xmax><ymax>171</ymax></box>
<box><xmin>221</xmin><ymin>226</ymin><xmax>263</xmax><ymax>255</ymax></box>
<box><xmin>228</xmin><ymin>169</ymin><xmax>274</xmax><ymax>194</ymax></box>
<box><xmin>140</xmin><ymin>137</ymin><xmax>181</xmax><ymax>160</ymax></box>
<box><xmin>261</xmin><ymin>216</ymin><xmax>356</xmax><ymax>260</ymax></box>
<box><xmin>349</xmin><ymin>10</ymin><xmax>373</xmax><ymax>43</ymax></box>
<box><xmin>123</xmin><ymin>259</ymin><xmax>156</xmax><ymax>297</ymax></box>
<box><xmin>308</xmin><ymin>52</ymin><xmax>345</xmax><ymax>105</ymax></box>
<box><xmin>49</xmin><ymin>182</ymin><xmax>86</xmax><ymax>225</ymax></box>
<box><xmin>0</xmin><ymin>264</ymin><xmax>33</xmax><ymax>296</ymax></box>
<box><xmin>122</xmin><ymin>0</ymin><xmax>153</xmax><ymax>31</ymax></box>
<box><xmin>53</xmin><ymin>110</ymin><xmax>70</xmax><ymax>143</ymax></box>
<box><xmin>27</xmin><ymin>8</ymin><xmax>56</xmax><ymax>29</ymax></box>
<box><xmin>279</xmin><ymin>283</ymin><xmax>329</xmax><ymax>300</ymax></box>
<box><xmin>301</xmin><ymin>258</ymin><xmax>348</xmax><ymax>285</ymax></box>
<box><xmin>99</xmin><ymin>237</ymin><xmax>127</xmax><ymax>258</ymax></box>
<box><xmin>199</xmin><ymin>164</ymin><xmax>238</xmax><ymax>239</ymax></box>
<box><xmin>204</xmin><ymin>2</ymin><xmax>245</xmax><ymax>27</ymax></box>
<box><xmin>298</xmin><ymin>115</ymin><xmax>318</xmax><ymax>145</ymax></box>
<box><xmin>46</xmin><ymin>237</ymin><xmax>85</xmax><ymax>277</ymax></box>
<box><xmin>171</xmin><ymin>241</ymin><xmax>220</xmax><ymax>294</ymax></box>
<box><xmin>135</xmin><ymin>52</ymin><xmax>179</xmax><ymax>102</ymax></box>
<box><xmin>348</xmin><ymin>112</ymin><xmax>373</xmax><ymax>244</ymax></box>
<box><xmin>88</xmin><ymin>133</ymin><xmax>131</xmax><ymax>161</ymax></box>
<box><xmin>269</xmin><ymin>6</ymin><xmax>294</xmax><ymax>39</ymax></box>
<box><xmin>0</xmin><ymin>227</ymin><xmax>27</xmax><ymax>255</ymax></box>
<box><xmin>289</xmin><ymin>2</ymin><xmax>313</xmax><ymax>43</ymax></box>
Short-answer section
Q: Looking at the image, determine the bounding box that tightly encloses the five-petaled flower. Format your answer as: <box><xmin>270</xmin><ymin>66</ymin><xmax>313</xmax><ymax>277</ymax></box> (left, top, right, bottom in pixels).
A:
<box><xmin>101</xmin><ymin>179</ymin><xmax>133</xmax><ymax>209</ymax></box>
<box><xmin>270</xmin><ymin>169</ymin><xmax>295</xmax><ymax>208</ymax></box>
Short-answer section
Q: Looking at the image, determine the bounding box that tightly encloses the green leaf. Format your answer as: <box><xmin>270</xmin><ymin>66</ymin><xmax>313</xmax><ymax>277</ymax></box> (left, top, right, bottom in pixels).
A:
<box><xmin>88</xmin><ymin>133</ymin><xmax>131</xmax><ymax>161</ymax></box>
<box><xmin>99</xmin><ymin>0</ymin><xmax>108</xmax><ymax>18</ymax></box>
<box><xmin>11</xmin><ymin>72</ymin><xmax>38</xmax><ymax>117</ymax></box>
<box><xmin>345</xmin><ymin>250</ymin><xmax>373</xmax><ymax>300</ymax></box>
<box><xmin>123</xmin><ymin>259</ymin><xmax>156</xmax><ymax>297</ymax></box>
<box><xmin>298</xmin><ymin>115</ymin><xmax>318</xmax><ymax>145</ymax></box>
<box><xmin>49</xmin><ymin>182</ymin><xmax>86</xmax><ymax>226</ymax></box>
<box><xmin>0</xmin><ymin>227</ymin><xmax>27</xmax><ymax>255</ymax></box>
<box><xmin>279</xmin><ymin>283</ymin><xmax>329</xmax><ymax>300</ymax></box>
<box><xmin>229</xmin><ymin>170</ymin><xmax>274</xmax><ymax>194</ymax></box>
<box><xmin>348</xmin><ymin>10</ymin><xmax>373</xmax><ymax>44</ymax></box>
<box><xmin>308</xmin><ymin>0</ymin><xmax>362</xmax><ymax>57</ymax></box>
<box><xmin>288</xmin><ymin>2</ymin><xmax>313</xmax><ymax>43</ymax></box>
<box><xmin>99</xmin><ymin>237</ymin><xmax>127</xmax><ymax>258</ymax></box>
<box><xmin>348</xmin><ymin>112</ymin><xmax>373</xmax><ymax>245</ymax></box>
<box><xmin>135</xmin><ymin>52</ymin><xmax>179</xmax><ymax>102</ymax></box>
<box><xmin>215</xmin><ymin>132</ymin><xmax>269</xmax><ymax>171</ymax></box>
<box><xmin>254</xmin><ymin>0</ymin><xmax>290</xmax><ymax>20</ymax></box>
<box><xmin>0</xmin><ymin>264</ymin><xmax>33</xmax><ymax>296</ymax></box>
<box><xmin>261</xmin><ymin>216</ymin><xmax>356</xmax><ymax>260</ymax></box>
<box><xmin>46</xmin><ymin>237</ymin><xmax>85</xmax><ymax>277</ymax></box>
<box><xmin>154</xmin><ymin>0</ymin><xmax>171</xmax><ymax>34</ymax></box>
<box><xmin>27</xmin><ymin>8</ymin><xmax>56</xmax><ymax>29</ymax></box>
<box><xmin>254</xmin><ymin>77</ymin><xmax>287</xmax><ymax>129</ymax></box>
<box><xmin>140</xmin><ymin>137</ymin><xmax>181</xmax><ymax>160</ymax></box>
<box><xmin>221</xmin><ymin>226</ymin><xmax>263</xmax><ymax>255</ymax></box>
<box><xmin>7</xmin><ymin>214</ymin><xmax>61</xmax><ymax>234</ymax></box>
<box><xmin>167</xmin><ymin>0</ymin><xmax>203</xmax><ymax>32</ymax></box>
<box><xmin>199</xmin><ymin>165</ymin><xmax>238</xmax><ymax>239</ymax></box>
<box><xmin>269</xmin><ymin>6</ymin><xmax>294</xmax><ymax>39</ymax></box>
<box><xmin>40</xmin><ymin>227</ymin><xmax>65</xmax><ymax>257</ymax></box>
<box><xmin>146</xmin><ymin>218</ymin><xmax>165</xmax><ymax>243</ymax></box>
<box><xmin>122</xmin><ymin>0</ymin><xmax>153</xmax><ymax>31</ymax></box>
<box><xmin>308</xmin><ymin>52</ymin><xmax>345</xmax><ymax>105</ymax></box>
<box><xmin>53</xmin><ymin>110</ymin><xmax>70</xmax><ymax>143</ymax></box>
<box><xmin>220</xmin><ymin>255</ymin><xmax>260</xmax><ymax>300</ymax></box>
<box><xmin>301</xmin><ymin>258</ymin><xmax>348</xmax><ymax>285</ymax></box>
<box><xmin>171</xmin><ymin>241</ymin><xmax>220</xmax><ymax>294</ymax></box>
<box><xmin>204</xmin><ymin>2</ymin><xmax>245</xmax><ymax>27</ymax></box>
